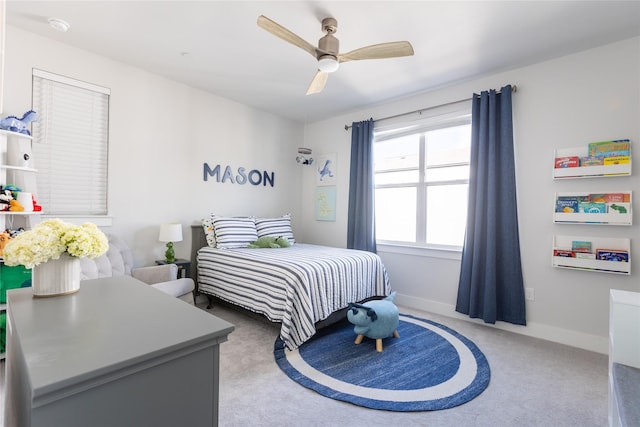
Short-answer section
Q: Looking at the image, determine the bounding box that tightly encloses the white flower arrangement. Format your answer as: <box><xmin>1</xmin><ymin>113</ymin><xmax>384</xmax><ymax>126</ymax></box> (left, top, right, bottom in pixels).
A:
<box><xmin>2</xmin><ymin>219</ymin><xmax>109</xmax><ymax>269</ymax></box>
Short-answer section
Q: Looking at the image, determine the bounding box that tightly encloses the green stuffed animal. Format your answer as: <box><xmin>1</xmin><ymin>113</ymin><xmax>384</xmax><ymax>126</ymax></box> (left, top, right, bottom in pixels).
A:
<box><xmin>248</xmin><ymin>236</ymin><xmax>291</xmax><ymax>248</ymax></box>
<box><xmin>275</xmin><ymin>236</ymin><xmax>291</xmax><ymax>248</ymax></box>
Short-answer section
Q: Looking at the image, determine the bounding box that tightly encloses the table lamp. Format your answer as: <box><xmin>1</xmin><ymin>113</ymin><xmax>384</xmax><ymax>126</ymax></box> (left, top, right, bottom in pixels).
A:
<box><xmin>159</xmin><ymin>223</ymin><xmax>182</xmax><ymax>263</ymax></box>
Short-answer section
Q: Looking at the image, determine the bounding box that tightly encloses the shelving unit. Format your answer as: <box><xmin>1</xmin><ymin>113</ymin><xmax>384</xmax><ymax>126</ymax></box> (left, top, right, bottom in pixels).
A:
<box><xmin>1</xmin><ymin>128</ymin><xmax>39</xmax><ymax>360</ymax></box>
<box><xmin>552</xmin><ymin>235</ymin><xmax>631</xmax><ymax>275</ymax></box>
<box><xmin>553</xmin><ymin>145</ymin><xmax>632</xmax><ymax>179</ymax></box>
<box><xmin>553</xmin><ymin>191</ymin><xmax>632</xmax><ymax>225</ymax></box>
<box><xmin>0</xmin><ymin>129</ymin><xmax>40</xmax><ymax>231</ymax></box>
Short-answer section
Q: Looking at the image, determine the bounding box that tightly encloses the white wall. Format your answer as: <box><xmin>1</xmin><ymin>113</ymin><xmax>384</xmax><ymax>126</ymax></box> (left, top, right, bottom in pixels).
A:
<box><xmin>3</xmin><ymin>26</ymin><xmax>304</xmax><ymax>266</ymax></box>
<box><xmin>300</xmin><ymin>37</ymin><xmax>640</xmax><ymax>353</ymax></box>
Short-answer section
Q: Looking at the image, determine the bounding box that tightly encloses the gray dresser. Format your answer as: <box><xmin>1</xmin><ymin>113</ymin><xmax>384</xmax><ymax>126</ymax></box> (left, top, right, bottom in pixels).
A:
<box><xmin>4</xmin><ymin>275</ymin><xmax>234</xmax><ymax>427</ymax></box>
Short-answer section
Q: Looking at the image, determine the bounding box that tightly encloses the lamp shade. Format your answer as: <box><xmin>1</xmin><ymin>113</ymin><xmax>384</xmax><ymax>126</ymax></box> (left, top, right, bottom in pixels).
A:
<box><xmin>159</xmin><ymin>223</ymin><xmax>183</xmax><ymax>243</ymax></box>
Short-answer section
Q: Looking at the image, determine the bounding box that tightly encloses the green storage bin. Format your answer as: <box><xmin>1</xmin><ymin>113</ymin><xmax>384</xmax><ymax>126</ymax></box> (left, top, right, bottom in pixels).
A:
<box><xmin>1</xmin><ymin>264</ymin><xmax>32</xmax><ymax>303</ymax></box>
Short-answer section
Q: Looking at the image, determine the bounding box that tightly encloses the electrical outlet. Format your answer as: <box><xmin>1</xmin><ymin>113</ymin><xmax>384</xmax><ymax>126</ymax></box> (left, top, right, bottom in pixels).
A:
<box><xmin>525</xmin><ymin>288</ymin><xmax>535</xmax><ymax>301</ymax></box>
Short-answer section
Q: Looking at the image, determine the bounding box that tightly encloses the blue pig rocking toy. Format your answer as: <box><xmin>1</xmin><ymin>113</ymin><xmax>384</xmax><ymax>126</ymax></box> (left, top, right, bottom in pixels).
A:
<box><xmin>347</xmin><ymin>292</ymin><xmax>400</xmax><ymax>352</ymax></box>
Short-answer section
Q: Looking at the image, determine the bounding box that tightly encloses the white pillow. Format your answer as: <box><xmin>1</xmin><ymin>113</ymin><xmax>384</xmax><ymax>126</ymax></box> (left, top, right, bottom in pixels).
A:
<box><xmin>255</xmin><ymin>213</ymin><xmax>295</xmax><ymax>244</ymax></box>
<box><xmin>201</xmin><ymin>217</ymin><xmax>216</xmax><ymax>248</ymax></box>
<box><xmin>212</xmin><ymin>216</ymin><xmax>258</xmax><ymax>249</ymax></box>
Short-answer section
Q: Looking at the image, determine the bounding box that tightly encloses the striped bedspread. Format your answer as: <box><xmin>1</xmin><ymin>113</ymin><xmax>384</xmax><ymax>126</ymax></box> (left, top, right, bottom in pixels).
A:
<box><xmin>197</xmin><ymin>243</ymin><xmax>391</xmax><ymax>350</ymax></box>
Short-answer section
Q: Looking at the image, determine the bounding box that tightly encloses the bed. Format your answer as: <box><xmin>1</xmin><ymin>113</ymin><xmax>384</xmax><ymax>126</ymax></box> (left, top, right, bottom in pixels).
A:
<box><xmin>190</xmin><ymin>223</ymin><xmax>391</xmax><ymax>350</ymax></box>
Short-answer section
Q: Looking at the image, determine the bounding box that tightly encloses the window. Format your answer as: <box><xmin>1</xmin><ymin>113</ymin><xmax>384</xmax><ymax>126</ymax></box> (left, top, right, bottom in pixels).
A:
<box><xmin>31</xmin><ymin>69</ymin><xmax>110</xmax><ymax>217</ymax></box>
<box><xmin>374</xmin><ymin>102</ymin><xmax>471</xmax><ymax>249</ymax></box>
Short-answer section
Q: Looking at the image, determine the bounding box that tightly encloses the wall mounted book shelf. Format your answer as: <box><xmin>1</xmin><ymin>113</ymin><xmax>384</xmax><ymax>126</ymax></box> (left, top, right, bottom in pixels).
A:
<box><xmin>552</xmin><ymin>235</ymin><xmax>631</xmax><ymax>275</ymax></box>
<box><xmin>553</xmin><ymin>191</ymin><xmax>632</xmax><ymax>225</ymax></box>
<box><xmin>553</xmin><ymin>144</ymin><xmax>631</xmax><ymax>179</ymax></box>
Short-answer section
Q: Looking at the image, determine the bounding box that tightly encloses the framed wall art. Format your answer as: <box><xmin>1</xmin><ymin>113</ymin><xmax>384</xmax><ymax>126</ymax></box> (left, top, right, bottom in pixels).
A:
<box><xmin>316</xmin><ymin>153</ymin><xmax>337</xmax><ymax>186</ymax></box>
<box><xmin>315</xmin><ymin>186</ymin><xmax>336</xmax><ymax>221</ymax></box>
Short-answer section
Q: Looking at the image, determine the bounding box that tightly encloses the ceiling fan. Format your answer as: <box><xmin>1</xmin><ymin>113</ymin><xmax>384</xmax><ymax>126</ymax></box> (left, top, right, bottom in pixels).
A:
<box><xmin>257</xmin><ymin>15</ymin><xmax>414</xmax><ymax>95</ymax></box>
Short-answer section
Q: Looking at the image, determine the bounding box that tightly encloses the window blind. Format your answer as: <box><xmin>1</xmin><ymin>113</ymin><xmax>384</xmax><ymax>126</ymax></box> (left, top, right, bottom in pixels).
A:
<box><xmin>31</xmin><ymin>69</ymin><xmax>110</xmax><ymax>215</ymax></box>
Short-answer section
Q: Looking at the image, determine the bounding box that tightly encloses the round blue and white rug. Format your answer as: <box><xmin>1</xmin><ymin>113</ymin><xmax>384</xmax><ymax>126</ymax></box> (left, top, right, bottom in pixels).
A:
<box><xmin>274</xmin><ymin>314</ymin><xmax>490</xmax><ymax>411</ymax></box>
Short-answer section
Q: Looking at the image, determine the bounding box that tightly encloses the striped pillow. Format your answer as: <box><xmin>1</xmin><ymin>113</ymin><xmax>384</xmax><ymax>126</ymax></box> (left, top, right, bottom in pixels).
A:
<box><xmin>255</xmin><ymin>214</ymin><xmax>295</xmax><ymax>244</ymax></box>
<box><xmin>212</xmin><ymin>217</ymin><xmax>258</xmax><ymax>249</ymax></box>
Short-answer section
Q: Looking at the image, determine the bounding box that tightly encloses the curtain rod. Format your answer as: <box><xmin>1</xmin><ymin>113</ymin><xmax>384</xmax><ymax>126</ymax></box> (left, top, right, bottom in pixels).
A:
<box><xmin>344</xmin><ymin>84</ymin><xmax>517</xmax><ymax>131</ymax></box>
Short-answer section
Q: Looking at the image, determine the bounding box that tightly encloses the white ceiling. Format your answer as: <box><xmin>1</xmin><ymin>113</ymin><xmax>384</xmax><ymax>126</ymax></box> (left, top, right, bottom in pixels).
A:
<box><xmin>6</xmin><ymin>1</ymin><xmax>640</xmax><ymax>124</ymax></box>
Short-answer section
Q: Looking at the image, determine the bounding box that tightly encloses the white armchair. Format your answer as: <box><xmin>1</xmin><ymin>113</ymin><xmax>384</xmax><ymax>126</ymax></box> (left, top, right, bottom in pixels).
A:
<box><xmin>79</xmin><ymin>234</ymin><xmax>195</xmax><ymax>304</ymax></box>
<box><xmin>131</xmin><ymin>264</ymin><xmax>194</xmax><ymax>304</ymax></box>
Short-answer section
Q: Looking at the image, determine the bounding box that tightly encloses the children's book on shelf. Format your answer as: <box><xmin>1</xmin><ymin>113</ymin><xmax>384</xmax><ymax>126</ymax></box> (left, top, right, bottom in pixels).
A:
<box><xmin>574</xmin><ymin>252</ymin><xmax>596</xmax><ymax>259</ymax></box>
<box><xmin>595</xmin><ymin>249</ymin><xmax>629</xmax><ymax>262</ymax></box>
<box><xmin>589</xmin><ymin>193</ymin><xmax>630</xmax><ymax>203</ymax></box>
<box><xmin>578</xmin><ymin>202</ymin><xmax>607</xmax><ymax>213</ymax></box>
<box><xmin>588</xmin><ymin>139</ymin><xmax>630</xmax><ymax>156</ymax></box>
<box><xmin>553</xmin><ymin>249</ymin><xmax>575</xmax><ymax>257</ymax></box>
<box><xmin>579</xmin><ymin>156</ymin><xmax>604</xmax><ymax>166</ymax></box>
<box><xmin>555</xmin><ymin>195</ymin><xmax>589</xmax><ymax>213</ymax></box>
<box><xmin>607</xmin><ymin>203</ymin><xmax>630</xmax><ymax>214</ymax></box>
<box><xmin>572</xmin><ymin>241</ymin><xmax>592</xmax><ymax>253</ymax></box>
<box><xmin>603</xmin><ymin>156</ymin><xmax>630</xmax><ymax>165</ymax></box>
<box><xmin>556</xmin><ymin>199</ymin><xmax>579</xmax><ymax>213</ymax></box>
<box><xmin>554</xmin><ymin>156</ymin><xmax>579</xmax><ymax>168</ymax></box>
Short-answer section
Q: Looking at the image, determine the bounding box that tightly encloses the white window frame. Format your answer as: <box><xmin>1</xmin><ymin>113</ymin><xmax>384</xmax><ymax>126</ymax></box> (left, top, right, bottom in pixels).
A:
<box><xmin>373</xmin><ymin>101</ymin><xmax>472</xmax><ymax>258</ymax></box>
<box><xmin>31</xmin><ymin>69</ymin><xmax>112</xmax><ymax>226</ymax></box>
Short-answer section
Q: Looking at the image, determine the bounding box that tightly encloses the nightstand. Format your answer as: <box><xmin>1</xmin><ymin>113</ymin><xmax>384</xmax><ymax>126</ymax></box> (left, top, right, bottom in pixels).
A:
<box><xmin>155</xmin><ymin>258</ymin><xmax>191</xmax><ymax>279</ymax></box>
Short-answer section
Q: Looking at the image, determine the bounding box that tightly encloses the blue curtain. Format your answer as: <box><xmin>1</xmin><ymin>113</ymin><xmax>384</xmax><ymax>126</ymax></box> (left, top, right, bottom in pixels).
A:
<box><xmin>347</xmin><ymin>119</ymin><xmax>377</xmax><ymax>253</ymax></box>
<box><xmin>456</xmin><ymin>85</ymin><xmax>526</xmax><ymax>326</ymax></box>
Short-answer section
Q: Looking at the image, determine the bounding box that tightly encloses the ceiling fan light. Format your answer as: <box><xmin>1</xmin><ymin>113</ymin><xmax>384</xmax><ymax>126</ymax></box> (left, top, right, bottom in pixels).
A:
<box><xmin>317</xmin><ymin>56</ymin><xmax>339</xmax><ymax>73</ymax></box>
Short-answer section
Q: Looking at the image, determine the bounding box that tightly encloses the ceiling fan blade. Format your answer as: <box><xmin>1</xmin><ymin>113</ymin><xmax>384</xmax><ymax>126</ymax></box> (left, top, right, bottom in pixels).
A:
<box><xmin>257</xmin><ymin>15</ymin><xmax>317</xmax><ymax>58</ymax></box>
<box><xmin>338</xmin><ymin>41</ymin><xmax>414</xmax><ymax>63</ymax></box>
<box><xmin>306</xmin><ymin>71</ymin><xmax>329</xmax><ymax>95</ymax></box>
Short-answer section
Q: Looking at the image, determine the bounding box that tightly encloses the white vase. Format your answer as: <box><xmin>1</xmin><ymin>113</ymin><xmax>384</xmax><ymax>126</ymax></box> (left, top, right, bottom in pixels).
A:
<box><xmin>32</xmin><ymin>253</ymin><xmax>82</xmax><ymax>297</ymax></box>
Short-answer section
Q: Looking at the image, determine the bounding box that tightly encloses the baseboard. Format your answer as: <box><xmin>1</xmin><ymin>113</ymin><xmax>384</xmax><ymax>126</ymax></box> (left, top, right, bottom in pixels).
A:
<box><xmin>395</xmin><ymin>293</ymin><xmax>608</xmax><ymax>355</ymax></box>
